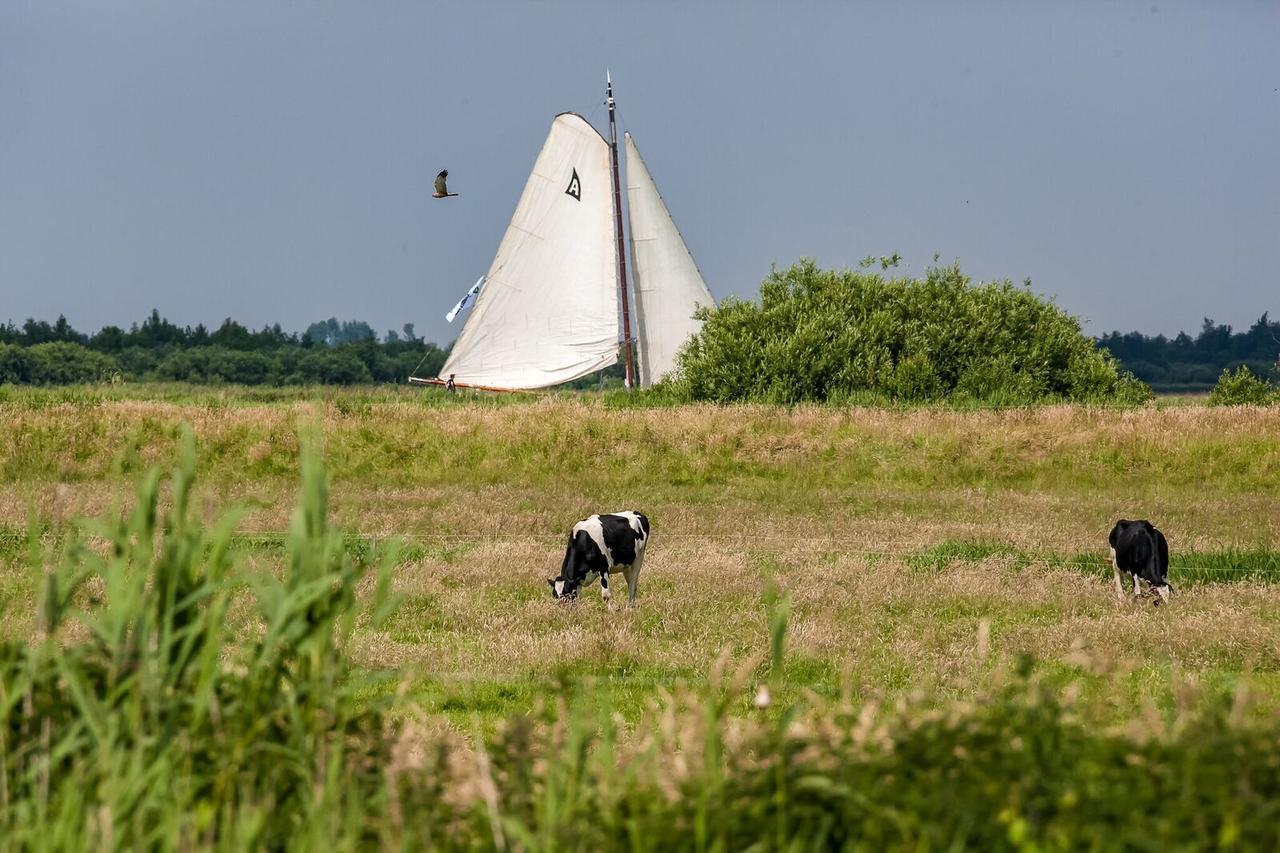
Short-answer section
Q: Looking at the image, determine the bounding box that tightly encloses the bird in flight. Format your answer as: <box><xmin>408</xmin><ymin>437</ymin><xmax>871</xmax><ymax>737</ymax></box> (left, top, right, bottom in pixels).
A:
<box><xmin>433</xmin><ymin>170</ymin><xmax>458</xmax><ymax>198</ymax></box>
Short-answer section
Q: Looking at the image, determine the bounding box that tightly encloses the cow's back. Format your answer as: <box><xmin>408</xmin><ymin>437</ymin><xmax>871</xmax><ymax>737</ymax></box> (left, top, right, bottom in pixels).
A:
<box><xmin>1112</xmin><ymin>520</ymin><xmax>1161</xmax><ymax>578</ymax></box>
<box><xmin>596</xmin><ymin>511</ymin><xmax>648</xmax><ymax>567</ymax></box>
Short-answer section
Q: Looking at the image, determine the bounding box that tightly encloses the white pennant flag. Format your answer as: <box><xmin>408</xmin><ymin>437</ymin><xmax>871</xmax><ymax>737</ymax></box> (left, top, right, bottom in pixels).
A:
<box><xmin>445</xmin><ymin>276</ymin><xmax>485</xmax><ymax>323</ymax></box>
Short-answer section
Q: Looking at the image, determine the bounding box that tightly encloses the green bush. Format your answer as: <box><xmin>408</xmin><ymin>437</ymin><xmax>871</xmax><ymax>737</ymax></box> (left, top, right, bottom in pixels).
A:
<box><xmin>0</xmin><ymin>343</ymin><xmax>33</xmax><ymax>383</ymax></box>
<box><xmin>297</xmin><ymin>348</ymin><xmax>375</xmax><ymax>384</ymax></box>
<box><xmin>20</xmin><ymin>342</ymin><xmax>119</xmax><ymax>385</ymax></box>
<box><xmin>670</xmin><ymin>259</ymin><xmax>1153</xmax><ymax>406</ymax></box>
<box><xmin>1208</xmin><ymin>365</ymin><xmax>1276</xmax><ymax>406</ymax></box>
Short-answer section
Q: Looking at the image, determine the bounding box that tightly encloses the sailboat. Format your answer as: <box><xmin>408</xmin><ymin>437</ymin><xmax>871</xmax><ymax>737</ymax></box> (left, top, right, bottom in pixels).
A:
<box><xmin>410</xmin><ymin>74</ymin><xmax>714</xmax><ymax>391</ymax></box>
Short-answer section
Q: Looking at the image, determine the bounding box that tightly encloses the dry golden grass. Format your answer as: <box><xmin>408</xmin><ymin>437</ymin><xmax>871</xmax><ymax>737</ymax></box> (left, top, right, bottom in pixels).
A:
<box><xmin>2</xmin><ymin>389</ymin><xmax>1278</xmax><ymax>719</ymax></box>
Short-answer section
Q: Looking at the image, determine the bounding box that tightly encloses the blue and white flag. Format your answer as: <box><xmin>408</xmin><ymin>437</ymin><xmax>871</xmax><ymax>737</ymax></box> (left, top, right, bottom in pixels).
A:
<box><xmin>445</xmin><ymin>276</ymin><xmax>485</xmax><ymax>323</ymax></box>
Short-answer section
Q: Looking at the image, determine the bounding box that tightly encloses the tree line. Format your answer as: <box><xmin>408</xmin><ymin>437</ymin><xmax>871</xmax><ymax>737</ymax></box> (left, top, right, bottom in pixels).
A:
<box><xmin>0</xmin><ymin>310</ymin><xmax>447</xmax><ymax>385</ymax></box>
<box><xmin>2</xmin><ymin>304</ymin><xmax>1276</xmax><ymax>391</ymax></box>
<box><xmin>1097</xmin><ymin>314</ymin><xmax>1280</xmax><ymax>391</ymax></box>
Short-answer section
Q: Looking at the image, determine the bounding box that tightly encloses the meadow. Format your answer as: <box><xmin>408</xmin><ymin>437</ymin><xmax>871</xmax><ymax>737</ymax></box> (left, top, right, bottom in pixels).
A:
<box><xmin>3</xmin><ymin>385</ymin><xmax>1279</xmax><ymax>716</ymax></box>
<box><xmin>2</xmin><ymin>385</ymin><xmax>1280</xmax><ymax>847</ymax></box>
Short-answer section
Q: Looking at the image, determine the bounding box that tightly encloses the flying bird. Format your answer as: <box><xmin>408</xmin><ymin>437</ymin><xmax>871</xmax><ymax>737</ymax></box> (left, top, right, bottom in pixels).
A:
<box><xmin>433</xmin><ymin>170</ymin><xmax>458</xmax><ymax>198</ymax></box>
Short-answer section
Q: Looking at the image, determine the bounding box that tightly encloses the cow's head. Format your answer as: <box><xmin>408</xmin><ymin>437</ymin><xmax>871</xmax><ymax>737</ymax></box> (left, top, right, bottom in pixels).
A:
<box><xmin>549</xmin><ymin>532</ymin><xmax>584</xmax><ymax>601</ymax></box>
<box><xmin>547</xmin><ymin>575</ymin><xmax>580</xmax><ymax>600</ymax></box>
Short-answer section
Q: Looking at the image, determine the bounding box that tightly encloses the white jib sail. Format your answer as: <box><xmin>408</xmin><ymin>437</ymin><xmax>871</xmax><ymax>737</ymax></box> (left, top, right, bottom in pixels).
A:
<box><xmin>625</xmin><ymin>132</ymin><xmax>715</xmax><ymax>388</ymax></box>
<box><xmin>439</xmin><ymin>113</ymin><xmax>618</xmax><ymax>389</ymax></box>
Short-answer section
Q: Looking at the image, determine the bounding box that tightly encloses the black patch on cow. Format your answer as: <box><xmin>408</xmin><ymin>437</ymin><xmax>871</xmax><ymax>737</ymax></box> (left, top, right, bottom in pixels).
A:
<box><xmin>1110</xmin><ymin>519</ymin><xmax>1171</xmax><ymax>592</ymax></box>
<box><xmin>598</xmin><ymin>514</ymin><xmax>640</xmax><ymax>565</ymax></box>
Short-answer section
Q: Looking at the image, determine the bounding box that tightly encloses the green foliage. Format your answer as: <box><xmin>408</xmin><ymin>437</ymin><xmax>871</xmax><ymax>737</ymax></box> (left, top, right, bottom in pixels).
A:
<box><xmin>0</xmin><ymin>431</ymin><xmax>403</xmax><ymax>847</ymax></box>
<box><xmin>0</xmin><ymin>343</ymin><xmax>32</xmax><ymax>383</ymax></box>
<box><xmin>1099</xmin><ymin>313</ymin><xmax>1280</xmax><ymax>392</ymax></box>
<box><xmin>8</xmin><ymin>342</ymin><xmax>122</xmax><ymax>384</ymax></box>
<box><xmin>0</xmin><ymin>310</ymin><xmax>448</xmax><ymax>387</ymax></box>
<box><xmin>480</xmin><ymin>675</ymin><xmax>1280</xmax><ymax>851</ymax></box>
<box><xmin>671</xmin><ymin>259</ymin><xmax>1152</xmax><ymax>405</ymax></box>
<box><xmin>1209</xmin><ymin>365</ymin><xmax>1277</xmax><ymax>406</ymax></box>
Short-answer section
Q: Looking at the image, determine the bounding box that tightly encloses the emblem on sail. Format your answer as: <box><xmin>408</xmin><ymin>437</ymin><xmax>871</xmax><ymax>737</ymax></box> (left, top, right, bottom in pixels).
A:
<box><xmin>414</xmin><ymin>77</ymin><xmax>714</xmax><ymax>392</ymax></box>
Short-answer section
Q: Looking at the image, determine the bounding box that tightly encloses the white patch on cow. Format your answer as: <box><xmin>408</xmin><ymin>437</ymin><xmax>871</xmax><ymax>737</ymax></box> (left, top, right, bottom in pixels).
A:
<box><xmin>1132</xmin><ymin>575</ymin><xmax>1141</xmax><ymax>597</ymax></box>
<box><xmin>1156</xmin><ymin>586</ymin><xmax>1171</xmax><ymax>604</ymax></box>
<box><xmin>553</xmin><ymin>579</ymin><xmax>565</xmax><ymax>598</ymax></box>
<box><xmin>574</xmin><ymin>516</ymin><xmax>613</xmax><ymax>569</ymax></box>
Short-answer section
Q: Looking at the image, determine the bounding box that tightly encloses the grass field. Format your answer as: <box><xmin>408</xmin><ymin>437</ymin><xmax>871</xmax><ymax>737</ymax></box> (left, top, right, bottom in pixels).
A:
<box><xmin>3</xmin><ymin>384</ymin><xmax>1279</xmax><ymax>727</ymax></box>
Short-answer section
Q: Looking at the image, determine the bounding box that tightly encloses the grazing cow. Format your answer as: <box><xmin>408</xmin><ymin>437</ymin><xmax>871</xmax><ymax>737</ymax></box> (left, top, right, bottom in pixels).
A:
<box><xmin>548</xmin><ymin>512</ymin><xmax>650</xmax><ymax>603</ymax></box>
<box><xmin>1109</xmin><ymin>519</ymin><xmax>1172</xmax><ymax>604</ymax></box>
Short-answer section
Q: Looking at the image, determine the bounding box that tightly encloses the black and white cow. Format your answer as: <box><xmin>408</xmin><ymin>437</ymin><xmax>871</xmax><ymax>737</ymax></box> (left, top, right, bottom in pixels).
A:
<box><xmin>548</xmin><ymin>511</ymin><xmax>650</xmax><ymax>603</ymax></box>
<box><xmin>1109</xmin><ymin>519</ymin><xmax>1172</xmax><ymax>604</ymax></box>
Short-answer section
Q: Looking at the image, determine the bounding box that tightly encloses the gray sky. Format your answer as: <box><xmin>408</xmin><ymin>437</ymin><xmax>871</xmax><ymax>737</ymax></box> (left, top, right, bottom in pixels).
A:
<box><xmin>2</xmin><ymin>1</ymin><xmax>1277</xmax><ymax>346</ymax></box>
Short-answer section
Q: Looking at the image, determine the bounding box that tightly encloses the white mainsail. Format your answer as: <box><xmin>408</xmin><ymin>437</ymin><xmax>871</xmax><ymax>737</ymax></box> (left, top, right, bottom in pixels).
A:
<box><xmin>624</xmin><ymin>132</ymin><xmax>715</xmax><ymax>387</ymax></box>
<box><xmin>438</xmin><ymin>113</ymin><xmax>618</xmax><ymax>389</ymax></box>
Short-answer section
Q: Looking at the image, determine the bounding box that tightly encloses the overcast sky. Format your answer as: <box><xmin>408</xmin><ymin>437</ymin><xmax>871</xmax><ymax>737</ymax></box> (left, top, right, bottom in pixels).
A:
<box><xmin>2</xmin><ymin>1</ymin><xmax>1277</xmax><ymax>346</ymax></box>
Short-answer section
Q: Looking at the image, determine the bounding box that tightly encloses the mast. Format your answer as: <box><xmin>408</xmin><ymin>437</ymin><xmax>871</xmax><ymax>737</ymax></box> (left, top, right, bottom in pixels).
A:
<box><xmin>606</xmin><ymin>70</ymin><xmax>636</xmax><ymax>389</ymax></box>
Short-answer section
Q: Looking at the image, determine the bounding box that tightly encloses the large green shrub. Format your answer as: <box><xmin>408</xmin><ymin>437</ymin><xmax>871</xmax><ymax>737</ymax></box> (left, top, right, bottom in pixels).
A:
<box><xmin>20</xmin><ymin>342</ymin><xmax>120</xmax><ymax>385</ymax></box>
<box><xmin>0</xmin><ymin>343</ymin><xmax>33</xmax><ymax>383</ymax></box>
<box><xmin>1208</xmin><ymin>364</ymin><xmax>1276</xmax><ymax>406</ymax></box>
<box><xmin>670</xmin><ymin>259</ymin><xmax>1152</xmax><ymax>405</ymax></box>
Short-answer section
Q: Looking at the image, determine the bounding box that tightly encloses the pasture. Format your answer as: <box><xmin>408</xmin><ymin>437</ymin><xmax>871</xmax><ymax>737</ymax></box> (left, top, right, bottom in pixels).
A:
<box><xmin>3</xmin><ymin>385</ymin><xmax>1279</xmax><ymax>724</ymax></box>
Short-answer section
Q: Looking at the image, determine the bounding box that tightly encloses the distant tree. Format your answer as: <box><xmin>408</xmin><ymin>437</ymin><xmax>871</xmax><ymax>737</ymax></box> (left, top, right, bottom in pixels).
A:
<box><xmin>303</xmin><ymin>318</ymin><xmax>379</xmax><ymax>347</ymax></box>
<box><xmin>135</xmin><ymin>309</ymin><xmax>185</xmax><ymax>347</ymax></box>
<box><xmin>90</xmin><ymin>325</ymin><xmax>127</xmax><ymax>353</ymax></box>
<box><xmin>20</xmin><ymin>316</ymin><xmax>84</xmax><ymax>345</ymax></box>
<box><xmin>210</xmin><ymin>319</ymin><xmax>253</xmax><ymax>350</ymax></box>
<box><xmin>1098</xmin><ymin>312</ymin><xmax>1280</xmax><ymax>391</ymax></box>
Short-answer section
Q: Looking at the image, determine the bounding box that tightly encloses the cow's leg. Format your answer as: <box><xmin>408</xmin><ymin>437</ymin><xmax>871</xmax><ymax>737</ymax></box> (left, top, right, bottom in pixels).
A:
<box><xmin>1132</xmin><ymin>574</ymin><xmax>1141</xmax><ymax>598</ymax></box>
<box><xmin>600</xmin><ymin>569</ymin><xmax>611</xmax><ymax>602</ymax></box>
<box><xmin>624</xmin><ymin>553</ymin><xmax>645</xmax><ymax>605</ymax></box>
<box><xmin>1111</xmin><ymin>548</ymin><xmax>1125</xmax><ymax>601</ymax></box>
<box><xmin>1112</xmin><ymin>568</ymin><xmax>1126</xmax><ymax>602</ymax></box>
